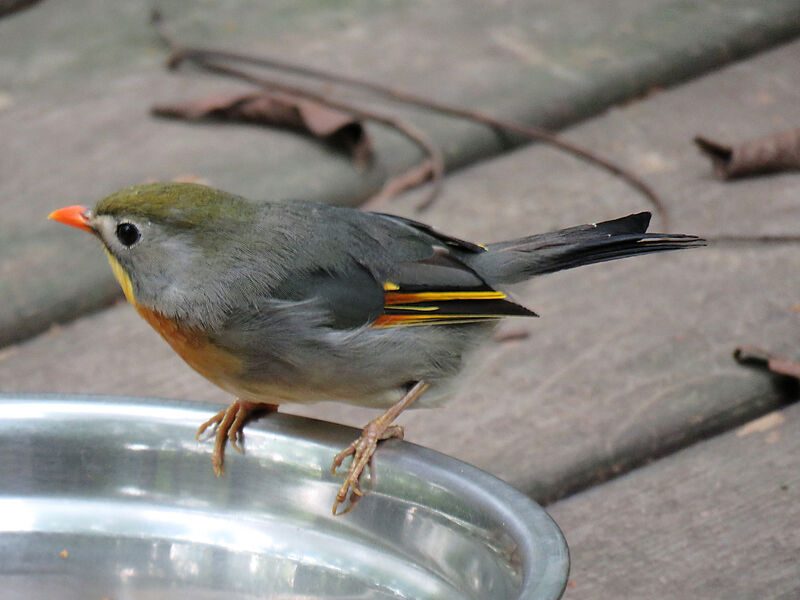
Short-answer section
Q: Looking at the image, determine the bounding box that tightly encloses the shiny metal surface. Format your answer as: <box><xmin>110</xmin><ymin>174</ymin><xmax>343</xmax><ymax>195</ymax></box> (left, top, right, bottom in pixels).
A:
<box><xmin>0</xmin><ymin>394</ymin><xmax>568</xmax><ymax>599</ymax></box>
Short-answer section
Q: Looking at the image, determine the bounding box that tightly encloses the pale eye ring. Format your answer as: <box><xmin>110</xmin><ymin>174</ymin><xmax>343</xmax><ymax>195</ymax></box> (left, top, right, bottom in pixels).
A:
<box><xmin>115</xmin><ymin>222</ymin><xmax>140</xmax><ymax>247</ymax></box>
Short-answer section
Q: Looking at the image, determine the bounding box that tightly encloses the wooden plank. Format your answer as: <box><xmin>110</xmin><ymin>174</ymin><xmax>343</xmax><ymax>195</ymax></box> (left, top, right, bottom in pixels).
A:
<box><xmin>3</xmin><ymin>0</ymin><xmax>800</xmax><ymax>346</ymax></box>
<box><xmin>3</xmin><ymin>40</ymin><xmax>800</xmax><ymax>504</ymax></box>
<box><xmin>548</xmin><ymin>404</ymin><xmax>800</xmax><ymax>599</ymax></box>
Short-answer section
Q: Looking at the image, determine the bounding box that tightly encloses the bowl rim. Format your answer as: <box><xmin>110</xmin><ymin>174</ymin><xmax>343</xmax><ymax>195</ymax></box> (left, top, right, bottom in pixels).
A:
<box><xmin>0</xmin><ymin>392</ymin><xmax>569</xmax><ymax>599</ymax></box>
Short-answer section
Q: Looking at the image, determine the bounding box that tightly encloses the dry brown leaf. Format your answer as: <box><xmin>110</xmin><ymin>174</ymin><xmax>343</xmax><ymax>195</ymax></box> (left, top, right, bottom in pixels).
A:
<box><xmin>153</xmin><ymin>92</ymin><xmax>373</xmax><ymax>169</ymax></box>
<box><xmin>694</xmin><ymin>128</ymin><xmax>800</xmax><ymax>179</ymax></box>
<box><xmin>733</xmin><ymin>345</ymin><xmax>800</xmax><ymax>379</ymax></box>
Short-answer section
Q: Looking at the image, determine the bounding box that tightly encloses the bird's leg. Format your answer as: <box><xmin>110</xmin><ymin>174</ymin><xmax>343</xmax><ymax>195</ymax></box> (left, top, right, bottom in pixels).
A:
<box><xmin>195</xmin><ymin>400</ymin><xmax>278</xmax><ymax>476</ymax></box>
<box><xmin>331</xmin><ymin>380</ymin><xmax>430</xmax><ymax>515</ymax></box>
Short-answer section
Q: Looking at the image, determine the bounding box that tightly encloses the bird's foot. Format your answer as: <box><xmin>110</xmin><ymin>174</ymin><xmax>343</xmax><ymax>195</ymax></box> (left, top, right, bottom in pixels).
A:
<box><xmin>331</xmin><ymin>420</ymin><xmax>404</xmax><ymax>516</ymax></box>
<box><xmin>329</xmin><ymin>380</ymin><xmax>429</xmax><ymax>516</ymax></box>
<box><xmin>195</xmin><ymin>400</ymin><xmax>276</xmax><ymax>476</ymax></box>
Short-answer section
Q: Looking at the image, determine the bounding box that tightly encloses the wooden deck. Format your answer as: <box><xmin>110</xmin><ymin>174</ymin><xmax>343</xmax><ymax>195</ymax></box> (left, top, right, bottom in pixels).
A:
<box><xmin>2</xmin><ymin>1</ymin><xmax>800</xmax><ymax>597</ymax></box>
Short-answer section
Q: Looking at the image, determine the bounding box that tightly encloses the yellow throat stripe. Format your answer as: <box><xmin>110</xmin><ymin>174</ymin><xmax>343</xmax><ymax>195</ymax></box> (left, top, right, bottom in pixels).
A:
<box><xmin>104</xmin><ymin>249</ymin><xmax>137</xmax><ymax>306</ymax></box>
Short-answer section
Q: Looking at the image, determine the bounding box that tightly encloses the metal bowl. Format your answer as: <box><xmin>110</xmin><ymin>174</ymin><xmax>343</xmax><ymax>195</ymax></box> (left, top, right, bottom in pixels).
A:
<box><xmin>0</xmin><ymin>393</ymin><xmax>568</xmax><ymax>599</ymax></box>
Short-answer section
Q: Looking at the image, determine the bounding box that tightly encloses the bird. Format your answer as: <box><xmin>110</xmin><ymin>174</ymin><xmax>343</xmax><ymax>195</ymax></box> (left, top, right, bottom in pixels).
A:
<box><xmin>49</xmin><ymin>182</ymin><xmax>704</xmax><ymax>514</ymax></box>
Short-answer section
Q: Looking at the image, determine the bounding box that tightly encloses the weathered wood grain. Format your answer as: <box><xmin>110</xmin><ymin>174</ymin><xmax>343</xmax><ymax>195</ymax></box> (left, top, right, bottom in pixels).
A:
<box><xmin>549</xmin><ymin>403</ymin><xmax>800</xmax><ymax>599</ymax></box>
<box><xmin>3</xmin><ymin>40</ymin><xmax>800</xmax><ymax>504</ymax></box>
<box><xmin>3</xmin><ymin>0</ymin><xmax>800</xmax><ymax>346</ymax></box>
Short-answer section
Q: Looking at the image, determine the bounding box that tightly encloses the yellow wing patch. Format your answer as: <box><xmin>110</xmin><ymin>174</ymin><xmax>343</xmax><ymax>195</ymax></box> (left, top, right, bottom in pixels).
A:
<box><xmin>384</xmin><ymin>290</ymin><xmax>506</xmax><ymax>305</ymax></box>
<box><xmin>372</xmin><ymin>287</ymin><xmax>511</xmax><ymax>329</ymax></box>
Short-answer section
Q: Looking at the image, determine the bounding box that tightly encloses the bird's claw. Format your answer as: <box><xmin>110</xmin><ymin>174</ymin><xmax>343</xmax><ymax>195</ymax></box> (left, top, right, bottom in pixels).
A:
<box><xmin>195</xmin><ymin>408</ymin><xmax>226</xmax><ymax>440</ymax></box>
<box><xmin>212</xmin><ymin>453</ymin><xmax>225</xmax><ymax>478</ymax></box>
<box><xmin>330</xmin><ymin>422</ymin><xmax>404</xmax><ymax>515</ymax></box>
<box><xmin>330</xmin><ymin>442</ymin><xmax>356</xmax><ymax>475</ymax></box>
<box><xmin>228</xmin><ymin>422</ymin><xmax>245</xmax><ymax>455</ymax></box>
<box><xmin>196</xmin><ymin>400</ymin><xmax>266</xmax><ymax>477</ymax></box>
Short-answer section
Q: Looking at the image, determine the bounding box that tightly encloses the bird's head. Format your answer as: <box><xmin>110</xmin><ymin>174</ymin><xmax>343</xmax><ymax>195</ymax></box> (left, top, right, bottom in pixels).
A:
<box><xmin>49</xmin><ymin>182</ymin><xmax>257</xmax><ymax>319</ymax></box>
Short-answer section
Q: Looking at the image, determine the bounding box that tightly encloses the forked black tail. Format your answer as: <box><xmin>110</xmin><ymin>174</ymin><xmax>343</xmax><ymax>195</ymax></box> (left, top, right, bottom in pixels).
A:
<box><xmin>474</xmin><ymin>212</ymin><xmax>705</xmax><ymax>284</ymax></box>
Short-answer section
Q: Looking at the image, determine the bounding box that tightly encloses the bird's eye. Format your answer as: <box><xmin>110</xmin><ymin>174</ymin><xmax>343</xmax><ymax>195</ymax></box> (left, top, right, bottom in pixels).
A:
<box><xmin>115</xmin><ymin>222</ymin><xmax>140</xmax><ymax>247</ymax></box>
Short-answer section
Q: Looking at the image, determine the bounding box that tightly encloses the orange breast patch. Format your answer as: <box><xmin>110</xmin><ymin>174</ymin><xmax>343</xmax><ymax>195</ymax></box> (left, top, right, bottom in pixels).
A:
<box><xmin>136</xmin><ymin>305</ymin><xmax>243</xmax><ymax>385</ymax></box>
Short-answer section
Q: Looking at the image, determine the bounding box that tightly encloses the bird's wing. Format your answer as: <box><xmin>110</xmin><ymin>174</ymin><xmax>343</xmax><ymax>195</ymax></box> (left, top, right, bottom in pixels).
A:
<box><xmin>370</xmin><ymin>244</ymin><xmax>537</xmax><ymax>328</ymax></box>
<box><xmin>371</xmin><ymin>212</ymin><xmax>488</xmax><ymax>254</ymax></box>
<box><xmin>295</xmin><ymin>212</ymin><xmax>537</xmax><ymax>330</ymax></box>
<box><xmin>250</xmin><ymin>205</ymin><xmax>537</xmax><ymax>331</ymax></box>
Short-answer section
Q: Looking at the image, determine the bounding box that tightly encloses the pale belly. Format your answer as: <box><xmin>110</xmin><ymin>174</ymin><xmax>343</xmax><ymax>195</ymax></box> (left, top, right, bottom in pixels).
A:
<box><xmin>137</xmin><ymin>302</ymin><xmax>481</xmax><ymax>410</ymax></box>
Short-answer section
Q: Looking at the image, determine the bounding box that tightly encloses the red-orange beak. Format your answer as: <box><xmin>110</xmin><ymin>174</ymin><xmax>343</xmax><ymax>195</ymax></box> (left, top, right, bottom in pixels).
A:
<box><xmin>48</xmin><ymin>205</ymin><xmax>93</xmax><ymax>233</ymax></box>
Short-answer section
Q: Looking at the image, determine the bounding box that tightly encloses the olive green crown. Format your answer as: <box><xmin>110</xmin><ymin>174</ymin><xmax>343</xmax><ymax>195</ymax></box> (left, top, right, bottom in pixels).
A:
<box><xmin>95</xmin><ymin>182</ymin><xmax>254</xmax><ymax>228</ymax></box>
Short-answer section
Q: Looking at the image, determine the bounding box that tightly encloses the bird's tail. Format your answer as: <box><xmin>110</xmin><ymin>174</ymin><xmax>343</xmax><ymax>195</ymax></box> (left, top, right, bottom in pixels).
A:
<box><xmin>472</xmin><ymin>212</ymin><xmax>705</xmax><ymax>284</ymax></box>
